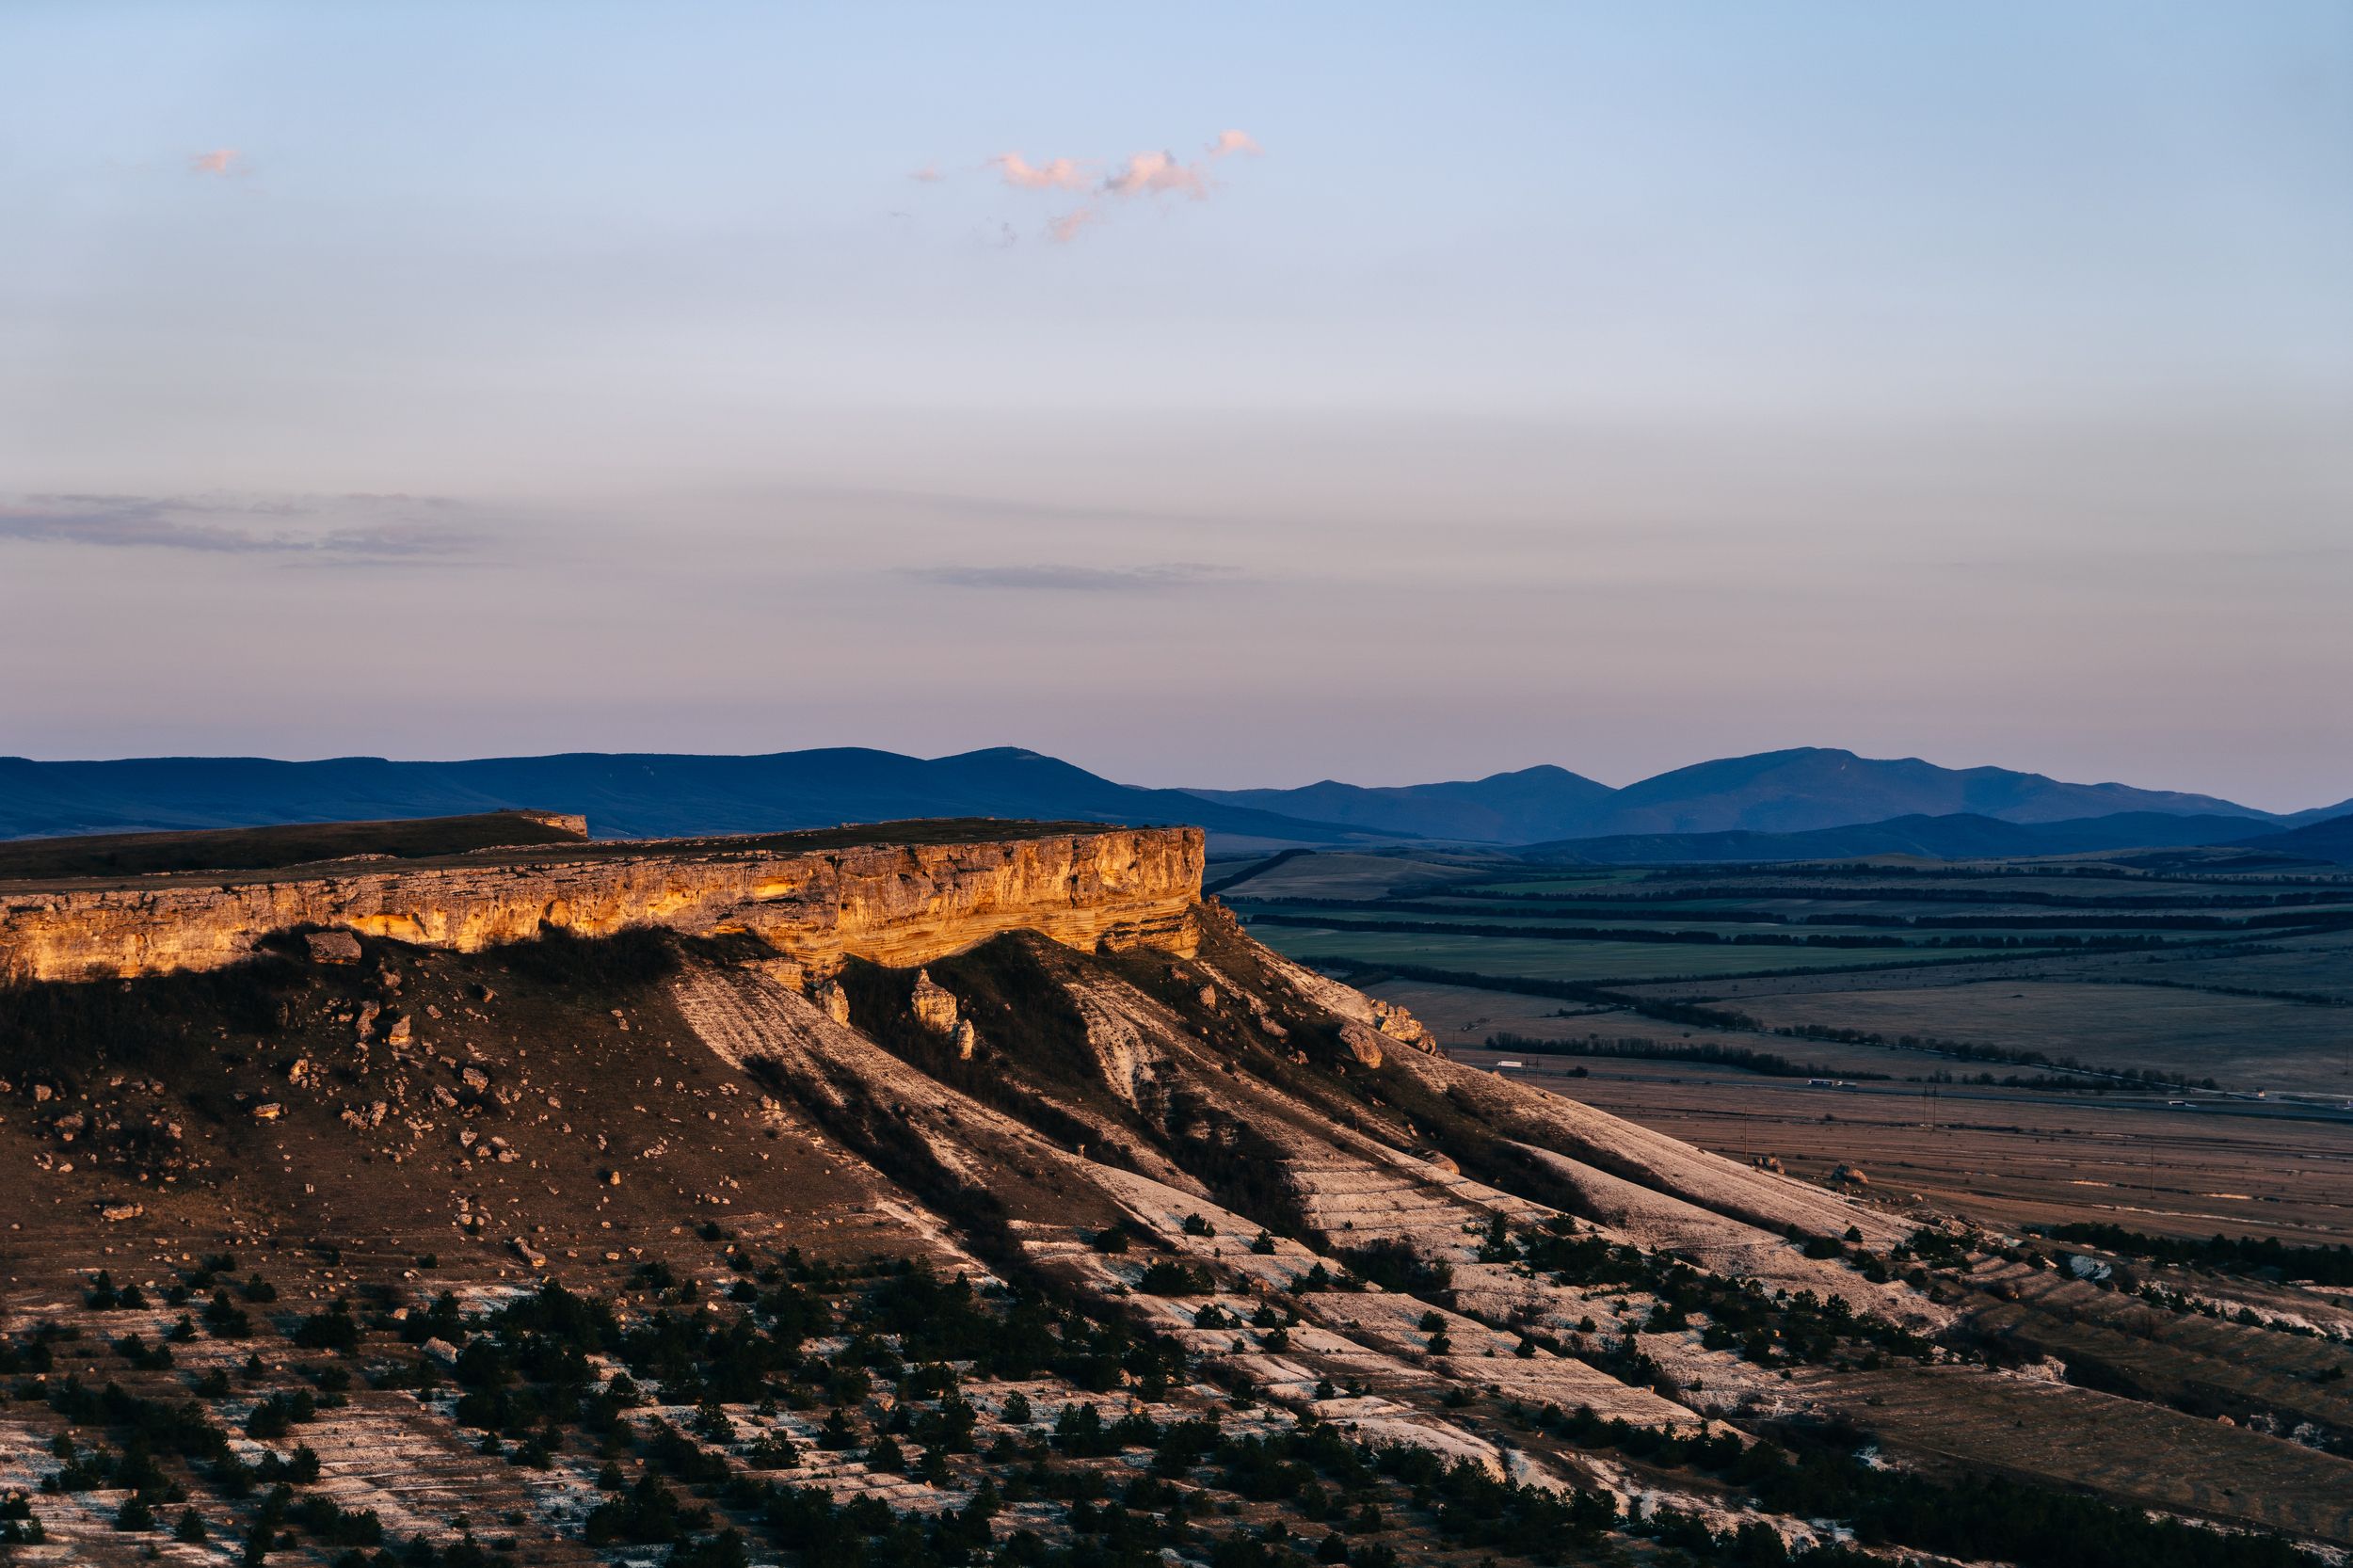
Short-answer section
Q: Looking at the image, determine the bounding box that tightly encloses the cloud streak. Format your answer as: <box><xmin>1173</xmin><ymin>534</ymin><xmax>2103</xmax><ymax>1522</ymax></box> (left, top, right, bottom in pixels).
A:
<box><xmin>0</xmin><ymin>493</ymin><xmax>481</xmax><ymax>562</ymax></box>
<box><xmin>993</xmin><ymin>152</ymin><xmax>1092</xmax><ymax>191</ymax></box>
<box><xmin>902</xmin><ymin>561</ymin><xmax>1235</xmax><ymax>591</ymax></box>
<box><xmin>1047</xmin><ymin>207</ymin><xmax>1103</xmax><ymax>245</ymax></box>
<box><xmin>188</xmin><ymin>149</ymin><xmax>245</xmax><ymax>176</ymax></box>
<box><xmin>938</xmin><ymin>131</ymin><xmax>1263</xmax><ymax>242</ymax></box>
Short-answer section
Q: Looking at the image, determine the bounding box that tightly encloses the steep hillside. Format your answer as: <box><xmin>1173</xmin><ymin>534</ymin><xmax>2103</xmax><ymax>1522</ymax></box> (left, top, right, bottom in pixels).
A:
<box><xmin>0</xmin><ymin>829</ymin><xmax>2345</xmax><ymax>1565</ymax></box>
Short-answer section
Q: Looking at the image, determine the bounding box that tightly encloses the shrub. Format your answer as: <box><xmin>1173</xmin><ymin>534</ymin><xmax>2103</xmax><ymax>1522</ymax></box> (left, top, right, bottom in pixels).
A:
<box><xmin>1338</xmin><ymin>1240</ymin><xmax>1452</xmax><ymax>1296</ymax></box>
<box><xmin>293</xmin><ymin>1303</ymin><xmax>362</xmax><ymax>1353</ymax></box>
<box><xmin>1135</xmin><ymin>1262</ymin><xmax>1208</xmax><ymax>1296</ymax></box>
<box><xmin>582</xmin><ymin>1476</ymin><xmax>707</xmax><ymax>1546</ymax></box>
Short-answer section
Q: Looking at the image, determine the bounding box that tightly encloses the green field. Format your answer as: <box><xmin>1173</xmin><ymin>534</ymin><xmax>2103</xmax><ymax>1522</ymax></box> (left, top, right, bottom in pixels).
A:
<box><xmin>1730</xmin><ymin>978</ymin><xmax>2353</xmax><ymax>1096</ymax></box>
<box><xmin>1240</xmin><ymin>900</ymin><xmax>2223</xmax><ymax>949</ymax></box>
<box><xmin>1241</xmin><ymin>920</ymin><xmax>2042</xmax><ymax>984</ymax></box>
<box><xmin>1454</xmin><ymin>872</ymin><xmax>1653</xmax><ymax>894</ymax></box>
<box><xmin>1229</xmin><ymin>848</ymin><xmax>2353</xmax><ymax>1096</ymax></box>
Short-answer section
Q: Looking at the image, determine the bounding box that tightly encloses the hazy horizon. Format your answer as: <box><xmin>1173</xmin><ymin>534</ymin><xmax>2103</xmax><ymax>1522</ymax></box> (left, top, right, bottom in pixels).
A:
<box><xmin>5</xmin><ymin>4</ymin><xmax>2347</xmax><ymax>810</ymax></box>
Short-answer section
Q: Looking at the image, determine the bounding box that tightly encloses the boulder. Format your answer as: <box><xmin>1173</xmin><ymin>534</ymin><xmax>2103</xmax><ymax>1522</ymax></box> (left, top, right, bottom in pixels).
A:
<box><xmin>304</xmin><ymin>929</ymin><xmax>362</xmax><ymax>965</ymax></box>
<box><xmin>1369</xmin><ymin>1000</ymin><xmax>1434</xmax><ymax>1050</ymax></box>
<box><xmin>1338</xmin><ymin>1021</ymin><xmax>1386</xmax><ymax>1069</ymax></box>
<box><xmin>910</xmin><ymin>969</ymin><xmax>960</xmax><ymax>1034</ymax></box>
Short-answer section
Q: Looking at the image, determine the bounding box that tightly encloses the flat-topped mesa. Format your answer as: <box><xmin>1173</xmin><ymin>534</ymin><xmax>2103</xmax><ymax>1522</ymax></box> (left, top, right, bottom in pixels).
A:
<box><xmin>0</xmin><ymin>823</ymin><xmax>1205</xmax><ymax>984</ymax></box>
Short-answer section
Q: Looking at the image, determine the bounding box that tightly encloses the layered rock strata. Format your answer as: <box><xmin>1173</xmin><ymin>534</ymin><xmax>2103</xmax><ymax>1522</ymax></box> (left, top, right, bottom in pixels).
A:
<box><xmin>0</xmin><ymin>825</ymin><xmax>1204</xmax><ymax>983</ymax></box>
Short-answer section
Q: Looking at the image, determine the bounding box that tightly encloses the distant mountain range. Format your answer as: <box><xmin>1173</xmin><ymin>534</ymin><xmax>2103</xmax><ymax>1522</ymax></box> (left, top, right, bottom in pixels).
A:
<box><xmin>1185</xmin><ymin>764</ymin><xmax>1619</xmax><ymax>843</ymax></box>
<box><xmin>2</xmin><ymin>744</ymin><xmax>2344</xmax><ymax>861</ymax></box>
<box><xmin>1185</xmin><ymin>746</ymin><xmax>2338</xmax><ymax>841</ymax></box>
<box><xmin>0</xmin><ymin>749</ymin><xmax>1375</xmax><ymax>847</ymax></box>
<box><xmin>2225</xmin><ymin>813</ymin><xmax>2353</xmax><ymax>866</ymax></box>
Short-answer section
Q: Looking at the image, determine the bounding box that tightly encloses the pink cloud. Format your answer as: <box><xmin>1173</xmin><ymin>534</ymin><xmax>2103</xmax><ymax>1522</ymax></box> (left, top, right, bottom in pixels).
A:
<box><xmin>909</xmin><ymin>163</ymin><xmax>945</xmax><ymax>183</ymax></box>
<box><xmin>994</xmin><ymin>152</ymin><xmax>1092</xmax><ymax>191</ymax></box>
<box><xmin>1047</xmin><ymin>206</ymin><xmax>1103</xmax><ymax>245</ymax></box>
<box><xmin>188</xmin><ymin>149</ymin><xmax>244</xmax><ymax>176</ymax></box>
<box><xmin>955</xmin><ymin>133</ymin><xmax>1259</xmax><ymax>243</ymax></box>
<box><xmin>1102</xmin><ymin>150</ymin><xmax>1208</xmax><ymax>200</ymax></box>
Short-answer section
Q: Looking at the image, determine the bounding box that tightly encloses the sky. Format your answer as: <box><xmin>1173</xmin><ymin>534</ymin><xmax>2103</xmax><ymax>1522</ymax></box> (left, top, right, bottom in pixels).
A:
<box><xmin>2</xmin><ymin>3</ymin><xmax>2348</xmax><ymax>809</ymax></box>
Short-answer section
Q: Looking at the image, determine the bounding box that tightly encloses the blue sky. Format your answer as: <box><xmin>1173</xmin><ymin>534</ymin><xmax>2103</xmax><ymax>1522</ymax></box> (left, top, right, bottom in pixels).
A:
<box><xmin>2</xmin><ymin>3</ymin><xmax>2347</xmax><ymax>806</ymax></box>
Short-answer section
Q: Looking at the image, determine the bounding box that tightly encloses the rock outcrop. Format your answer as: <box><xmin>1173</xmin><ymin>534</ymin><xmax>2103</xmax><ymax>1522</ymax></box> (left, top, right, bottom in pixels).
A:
<box><xmin>909</xmin><ymin>969</ymin><xmax>961</xmax><ymax>1033</ymax></box>
<box><xmin>0</xmin><ymin>824</ymin><xmax>1204</xmax><ymax>983</ymax></box>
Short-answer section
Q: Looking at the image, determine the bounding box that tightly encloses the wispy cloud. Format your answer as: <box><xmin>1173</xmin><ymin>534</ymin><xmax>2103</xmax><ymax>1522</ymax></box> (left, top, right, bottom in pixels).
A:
<box><xmin>903</xmin><ymin>562</ymin><xmax>1236</xmax><ymax>591</ymax></box>
<box><xmin>0</xmin><ymin>493</ymin><xmax>481</xmax><ymax>562</ymax></box>
<box><xmin>755</xmin><ymin>481</ymin><xmax>1210</xmax><ymax>528</ymax></box>
<box><xmin>1102</xmin><ymin>150</ymin><xmax>1208</xmax><ymax>200</ymax></box>
<box><xmin>908</xmin><ymin>163</ymin><xmax>944</xmax><ymax>183</ymax></box>
<box><xmin>932</xmin><ymin>132</ymin><xmax>1263</xmax><ymax>242</ymax></box>
<box><xmin>188</xmin><ymin>149</ymin><xmax>245</xmax><ymax>176</ymax></box>
<box><xmin>1048</xmin><ymin>207</ymin><xmax>1103</xmax><ymax>245</ymax></box>
<box><xmin>993</xmin><ymin>152</ymin><xmax>1092</xmax><ymax>191</ymax></box>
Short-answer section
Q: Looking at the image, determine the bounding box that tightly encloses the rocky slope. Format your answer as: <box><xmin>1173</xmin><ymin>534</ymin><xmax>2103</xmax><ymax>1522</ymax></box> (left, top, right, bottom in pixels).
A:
<box><xmin>0</xmin><ymin>831</ymin><xmax>2345</xmax><ymax>1566</ymax></box>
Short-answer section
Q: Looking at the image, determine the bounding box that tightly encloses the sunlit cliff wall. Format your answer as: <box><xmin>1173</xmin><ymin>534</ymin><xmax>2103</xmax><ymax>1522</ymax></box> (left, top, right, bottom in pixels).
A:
<box><xmin>0</xmin><ymin>826</ymin><xmax>1204</xmax><ymax>984</ymax></box>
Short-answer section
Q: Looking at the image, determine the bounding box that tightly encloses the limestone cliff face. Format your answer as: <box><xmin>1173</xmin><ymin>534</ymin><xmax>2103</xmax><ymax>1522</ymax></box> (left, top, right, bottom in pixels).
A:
<box><xmin>0</xmin><ymin>826</ymin><xmax>1204</xmax><ymax>984</ymax></box>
